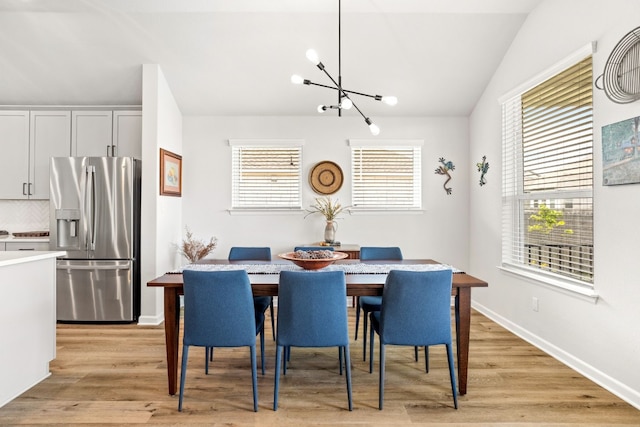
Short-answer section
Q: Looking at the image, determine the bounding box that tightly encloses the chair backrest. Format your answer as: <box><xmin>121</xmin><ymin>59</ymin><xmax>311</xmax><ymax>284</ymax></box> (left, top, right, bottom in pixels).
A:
<box><xmin>228</xmin><ymin>246</ymin><xmax>272</xmax><ymax>261</ymax></box>
<box><xmin>182</xmin><ymin>269</ymin><xmax>257</xmax><ymax>347</ymax></box>
<box><xmin>359</xmin><ymin>246</ymin><xmax>403</xmax><ymax>261</ymax></box>
<box><xmin>379</xmin><ymin>269</ymin><xmax>453</xmax><ymax>346</ymax></box>
<box><xmin>277</xmin><ymin>270</ymin><xmax>348</xmax><ymax>348</ymax></box>
<box><xmin>294</xmin><ymin>246</ymin><xmax>335</xmax><ymax>251</ymax></box>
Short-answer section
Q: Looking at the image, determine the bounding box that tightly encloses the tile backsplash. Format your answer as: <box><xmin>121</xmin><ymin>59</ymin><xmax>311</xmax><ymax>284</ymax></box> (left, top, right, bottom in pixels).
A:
<box><xmin>0</xmin><ymin>200</ymin><xmax>49</xmax><ymax>232</ymax></box>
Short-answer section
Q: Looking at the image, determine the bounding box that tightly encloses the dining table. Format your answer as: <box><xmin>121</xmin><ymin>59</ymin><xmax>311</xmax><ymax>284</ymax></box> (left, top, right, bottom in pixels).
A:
<box><xmin>147</xmin><ymin>258</ymin><xmax>488</xmax><ymax>396</ymax></box>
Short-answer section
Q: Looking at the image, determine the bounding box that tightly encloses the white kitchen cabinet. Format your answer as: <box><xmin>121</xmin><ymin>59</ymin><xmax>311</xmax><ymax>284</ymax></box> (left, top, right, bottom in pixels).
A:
<box><xmin>113</xmin><ymin>110</ymin><xmax>142</xmax><ymax>159</ymax></box>
<box><xmin>0</xmin><ymin>111</ymin><xmax>30</xmax><ymax>199</ymax></box>
<box><xmin>4</xmin><ymin>241</ymin><xmax>50</xmax><ymax>251</ymax></box>
<box><xmin>71</xmin><ymin>110</ymin><xmax>113</xmax><ymax>157</ymax></box>
<box><xmin>0</xmin><ymin>110</ymin><xmax>70</xmax><ymax>200</ymax></box>
<box><xmin>0</xmin><ymin>251</ymin><xmax>64</xmax><ymax>408</ymax></box>
<box><xmin>29</xmin><ymin>111</ymin><xmax>72</xmax><ymax>199</ymax></box>
<box><xmin>71</xmin><ymin>110</ymin><xmax>141</xmax><ymax>159</ymax></box>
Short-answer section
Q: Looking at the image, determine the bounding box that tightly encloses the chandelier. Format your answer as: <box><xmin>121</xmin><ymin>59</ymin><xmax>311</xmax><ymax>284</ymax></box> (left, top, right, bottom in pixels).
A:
<box><xmin>290</xmin><ymin>0</ymin><xmax>397</xmax><ymax>135</ymax></box>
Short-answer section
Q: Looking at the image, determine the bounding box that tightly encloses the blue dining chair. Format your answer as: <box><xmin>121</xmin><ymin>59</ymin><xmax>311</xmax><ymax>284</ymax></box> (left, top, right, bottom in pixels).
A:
<box><xmin>369</xmin><ymin>269</ymin><xmax>457</xmax><ymax>410</ymax></box>
<box><xmin>228</xmin><ymin>247</ymin><xmax>275</xmax><ymax>340</ymax></box>
<box><xmin>179</xmin><ymin>269</ymin><xmax>263</xmax><ymax>412</ymax></box>
<box><xmin>273</xmin><ymin>270</ymin><xmax>353</xmax><ymax>411</ymax></box>
<box><xmin>355</xmin><ymin>246</ymin><xmax>403</xmax><ymax>361</ymax></box>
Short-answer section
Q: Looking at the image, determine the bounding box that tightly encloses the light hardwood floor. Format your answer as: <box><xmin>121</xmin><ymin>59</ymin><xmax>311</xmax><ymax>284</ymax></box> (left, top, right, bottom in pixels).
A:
<box><xmin>1</xmin><ymin>309</ymin><xmax>638</xmax><ymax>426</ymax></box>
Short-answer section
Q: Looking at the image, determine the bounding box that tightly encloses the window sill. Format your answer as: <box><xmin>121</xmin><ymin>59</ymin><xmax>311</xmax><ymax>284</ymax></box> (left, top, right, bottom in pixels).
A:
<box><xmin>498</xmin><ymin>264</ymin><xmax>599</xmax><ymax>303</ymax></box>
<box><xmin>348</xmin><ymin>209</ymin><xmax>425</xmax><ymax>215</ymax></box>
<box><xmin>227</xmin><ymin>208</ymin><xmax>304</xmax><ymax>216</ymax></box>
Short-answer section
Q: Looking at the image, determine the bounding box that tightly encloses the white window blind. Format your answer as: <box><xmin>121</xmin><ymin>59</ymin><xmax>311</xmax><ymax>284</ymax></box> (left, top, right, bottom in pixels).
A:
<box><xmin>502</xmin><ymin>56</ymin><xmax>594</xmax><ymax>286</ymax></box>
<box><xmin>230</xmin><ymin>140</ymin><xmax>303</xmax><ymax>210</ymax></box>
<box><xmin>349</xmin><ymin>139</ymin><xmax>422</xmax><ymax>210</ymax></box>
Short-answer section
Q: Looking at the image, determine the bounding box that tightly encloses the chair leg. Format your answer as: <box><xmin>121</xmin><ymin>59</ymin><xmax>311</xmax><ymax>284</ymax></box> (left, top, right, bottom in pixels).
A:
<box><xmin>250</xmin><ymin>345</ymin><xmax>258</xmax><ymax>412</ymax></box>
<box><xmin>379</xmin><ymin>342</ymin><xmax>386</xmax><ymax>410</ymax></box>
<box><xmin>178</xmin><ymin>345</ymin><xmax>189</xmax><ymax>411</ymax></box>
<box><xmin>414</xmin><ymin>346</ymin><xmax>418</xmax><ymax>362</ymax></box>
<box><xmin>274</xmin><ymin>345</ymin><xmax>282</xmax><ymax>411</ymax></box>
<box><xmin>424</xmin><ymin>346</ymin><xmax>430</xmax><ymax>373</ymax></box>
<box><xmin>369</xmin><ymin>320</ymin><xmax>375</xmax><ymax>374</ymax></box>
<box><xmin>339</xmin><ymin>347</ymin><xmax>343</xmax><ymax>375</ymax></box>
<box><xmin>355</xmin><ymin>301</ymin><xmax>361</xmax><ymax>341</ymax></box>
<box><xmin>283</xmin><ymin>346</ymin><xmax>289</xmax><ymax>374</ymax></box>
<box><xmin>362</xmin><ymin>310</ymin><xmax>368</xmax><ymax>361</ymax></box>
<box><xmin>446</xmin><ymin>343</ymin><xmax>458</xmax><ymax>409</ymax></box>
<box><xmin>260</xmin><ymin>327</ymin><xmax>265</xmax><ymax>375</ymax></box>
<box><xmin>269</xmin><ymin>300</ymin><xmax>275</xmax><ymax>341</ymax></box>
<box><xmin>343</xmin><ymin>345</ymin><xmax>353</xmax><ymax>411</ymax></box>
<box><xmin>205</xmin><ymin>347</ymin><xmax>211</xmax><ymax>374</ymax></box>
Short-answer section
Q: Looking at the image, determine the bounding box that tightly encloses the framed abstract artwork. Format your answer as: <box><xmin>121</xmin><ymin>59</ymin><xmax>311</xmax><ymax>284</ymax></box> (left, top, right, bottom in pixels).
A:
<box><xmin>602</xmin><ymin>116</ymin><xmax>640</xmax><ymax>185</ymax></box>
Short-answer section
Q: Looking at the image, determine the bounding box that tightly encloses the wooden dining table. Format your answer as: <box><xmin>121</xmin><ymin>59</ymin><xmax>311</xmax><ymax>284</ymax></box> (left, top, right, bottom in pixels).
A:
<box><xmin>147</xmin><ymin>259</ymin><xmax>488</xmax><ymax>396</ymax></box>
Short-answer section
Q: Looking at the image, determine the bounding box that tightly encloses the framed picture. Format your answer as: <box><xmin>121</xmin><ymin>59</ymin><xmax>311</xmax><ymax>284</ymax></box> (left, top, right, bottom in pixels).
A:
<box><xmin>602</xmin><ymin>116</ymin><xmax>640</xmax><ymax>185</ymax></box>
<box><xmin>160</xmin><ymin>148</ymin><xmax>182</xmax><ymax>196</ymax></box>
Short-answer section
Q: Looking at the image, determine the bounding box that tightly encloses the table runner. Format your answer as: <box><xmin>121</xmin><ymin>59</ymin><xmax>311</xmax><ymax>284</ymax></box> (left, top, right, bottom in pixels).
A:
<box><xmin>175</xmin><ymin>262</ymin><xmax>461</xmax><ymax>275</ymax></box>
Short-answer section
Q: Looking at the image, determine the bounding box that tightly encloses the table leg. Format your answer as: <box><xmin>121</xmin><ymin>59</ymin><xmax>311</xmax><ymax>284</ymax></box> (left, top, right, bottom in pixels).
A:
<box><xmin>455</xmin><ymin>286</ymin><xmax>471</xmax><ymax>395</ymax></box>
<box><xmin>163</xmin><ymin>287</ymin><xmax>180</xmax><ymax>396</ymax></box>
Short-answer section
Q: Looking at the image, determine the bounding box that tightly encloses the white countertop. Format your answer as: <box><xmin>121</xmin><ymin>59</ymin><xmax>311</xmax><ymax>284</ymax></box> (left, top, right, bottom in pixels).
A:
<box><xmin>0</xmin><ymin>251</ymin><xmax>65</xmax><ymax>268</ymax></box>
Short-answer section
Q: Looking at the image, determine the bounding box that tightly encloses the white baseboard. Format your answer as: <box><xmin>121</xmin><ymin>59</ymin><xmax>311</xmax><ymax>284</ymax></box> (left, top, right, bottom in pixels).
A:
<box><xmin>471</xmin><ymin>301</ymin><xmax>640</xmax><ymax>410</ymax></box>
<box><xmin>137</xmin><ymin>314</ymin><xmax>164</xmax><ymax>326</ymax></box>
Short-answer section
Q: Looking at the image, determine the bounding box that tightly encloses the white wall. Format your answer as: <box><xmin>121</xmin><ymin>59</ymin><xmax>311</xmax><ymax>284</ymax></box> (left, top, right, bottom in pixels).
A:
<box><xmin>469</xmin><ymin>0</ymin><xmax>640</xmax><ymax>408</ymax></box>
<box><xmin>138</xmin><ymin>64</ymin><xmax>183</xmax><ymax>324</ymax></box>
<box><xmin>181</xmin><ymin>115</ymin><xmax>470</xmax><ymax>269</ymax></box>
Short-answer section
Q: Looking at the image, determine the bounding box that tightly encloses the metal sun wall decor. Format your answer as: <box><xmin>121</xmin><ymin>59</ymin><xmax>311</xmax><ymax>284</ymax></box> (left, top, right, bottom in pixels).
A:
<box><xmin>595</xmin><ymin>26</ymin><xmax>640</xmax><ymax>104</ymax></box>
<box><xmin>477</xmin><ymin>155</ymin><xmax>489</xmax><ymax>186</ymax></box>
<box><xmin>435</xmin><ymin>157</ymin><xmax>455</xmax><ymax>195</ymax></box>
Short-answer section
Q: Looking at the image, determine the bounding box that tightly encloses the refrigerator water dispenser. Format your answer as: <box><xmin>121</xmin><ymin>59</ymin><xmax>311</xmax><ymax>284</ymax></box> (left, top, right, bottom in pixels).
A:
<box><xmin>55</xmin><ymin>209</ymin><xmax>81</xmax><ymax>250</ymax></box>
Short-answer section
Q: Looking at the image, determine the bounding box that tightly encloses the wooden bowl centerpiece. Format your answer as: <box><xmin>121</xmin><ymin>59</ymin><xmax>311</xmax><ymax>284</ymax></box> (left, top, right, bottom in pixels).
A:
<box><xmin>278</xmin><ymin>250</ymin><xmax>348</xmax><ymax>270</ymax></box>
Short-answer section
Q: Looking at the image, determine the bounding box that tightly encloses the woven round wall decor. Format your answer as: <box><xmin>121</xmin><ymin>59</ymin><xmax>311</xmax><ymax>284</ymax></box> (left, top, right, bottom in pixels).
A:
<box><xmin>309</xmin><ymin>161</ymin><xmax>343</xmax><ymax>195</ymax></box>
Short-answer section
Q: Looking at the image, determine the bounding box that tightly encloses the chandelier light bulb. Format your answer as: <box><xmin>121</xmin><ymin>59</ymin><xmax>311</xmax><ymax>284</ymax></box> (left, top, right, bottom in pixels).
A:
<box><xmin>381</xmin><ymin>96</ymin><xmax>398</xmax><ymax>106</ymax></box>
<box><xmin>306</xmin><ymin>49</ymin><xmax>321</xmax><ymax>65</ymax></box>
<box><xmin>369</xmin><ymin>122</ymin><xmax>380</xmax><ymax>136</ymax></box>
<box><xmin>341</xmin><ymin>98</ymin><xmax>353</xmax><ymax>110</ymax></box>
<box><xmin>317</xmin><ymin>104</ymin><xmax>327</xmax><ymax>113</ymax></box>
<box><xmin>291</xmin><ymin>74</ymin><xmax>304</xmax><ymax>85</ymax></box>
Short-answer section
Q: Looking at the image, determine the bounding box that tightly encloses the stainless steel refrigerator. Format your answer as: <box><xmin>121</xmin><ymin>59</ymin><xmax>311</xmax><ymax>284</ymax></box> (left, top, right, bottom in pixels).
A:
<box><xmin>50</xmin><ymin>157</ymin><xmax>141</xmax><ymax>322</ymax></box>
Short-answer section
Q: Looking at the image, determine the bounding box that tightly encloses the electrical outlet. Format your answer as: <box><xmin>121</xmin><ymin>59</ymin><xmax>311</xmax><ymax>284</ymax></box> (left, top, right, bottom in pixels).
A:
<box><xmin>532</xmin><ymin>297</ymin><xmax>539</xmax><ymax>312</ymax></box>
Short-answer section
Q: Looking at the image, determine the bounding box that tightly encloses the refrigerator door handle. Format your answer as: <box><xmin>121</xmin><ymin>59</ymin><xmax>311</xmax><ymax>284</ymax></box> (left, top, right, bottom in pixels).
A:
<box><xmin>86</xmin><ymin>165</ymin><xmax>97</xmax><ymax>251</ymax></box>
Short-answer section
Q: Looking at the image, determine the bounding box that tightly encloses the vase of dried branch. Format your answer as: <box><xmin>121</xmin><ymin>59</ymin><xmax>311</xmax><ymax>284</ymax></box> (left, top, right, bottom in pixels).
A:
<box><xmin>324</xmin><ymin>220</ymin><xmax>337</xmax><ymax>244</ymax></box>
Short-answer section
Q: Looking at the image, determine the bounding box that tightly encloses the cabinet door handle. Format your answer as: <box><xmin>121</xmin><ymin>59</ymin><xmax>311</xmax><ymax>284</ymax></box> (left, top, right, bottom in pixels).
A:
<box><xmin>112</xmin><ymin>145</ymin><xmax>117</xmax><ymax>157</ymax></box>
<box><xmin>28</xmin><ymin>183</ymin><xmax>33</xmax><ymax>195</ymax></box>
<box><xmin>23</xmin><ymin>182</ymin><xmax>28</xmax><ymax>195</ymax></box>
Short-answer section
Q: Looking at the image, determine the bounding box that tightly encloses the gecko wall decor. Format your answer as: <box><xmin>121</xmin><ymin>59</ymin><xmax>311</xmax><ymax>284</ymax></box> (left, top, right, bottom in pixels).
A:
<box><xmin>434</xmin><ymin>157</ymin><xmax>455</xmax><ymax>195</ymax></box>
<box><xmin>477</xmin><ymin>155</ymin><xmax>489</xmax><ymax>186</ymax></box>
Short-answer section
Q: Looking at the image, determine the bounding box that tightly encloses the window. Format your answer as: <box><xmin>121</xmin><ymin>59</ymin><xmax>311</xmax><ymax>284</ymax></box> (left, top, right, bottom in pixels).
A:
<box><xmin>229</xmin><ymin>139</ymin><xmax>303</xmax><ymax>210</ymax></box>
<box><xmin>501</xmin><ymin>53</ymin><xmax>593</xmax><ymax>287</ymax></box>
<box><xmin>349</xmin><ymin>139</ymin><xmax>422</xmax><ymax>210</ymax></box>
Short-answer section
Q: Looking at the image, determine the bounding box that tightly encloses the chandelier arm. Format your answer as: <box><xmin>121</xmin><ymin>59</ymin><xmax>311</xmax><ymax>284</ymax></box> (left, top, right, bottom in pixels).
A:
<box><xmin>341</xmin><ymin>89</ymin><xmax>383</xmax><ymax>101</ymax></box>
<box><xmin>304</xmin><ymin>80</ymin><xmax>342</xmax><ymax>91</ymax></box>
<box><xmin>346</xmin><ymin>98</ymin><xmax>368</xmax><ymax>120</ymax></box>
<box><xmin>302</xmin><ymin>79</ymin><xmax>384</xmax><ymax>101</ymax></box>
<box><xmin>319</xmin><ymin>67</ymin><xmax>349</xmax><ymax>100</ymax></box>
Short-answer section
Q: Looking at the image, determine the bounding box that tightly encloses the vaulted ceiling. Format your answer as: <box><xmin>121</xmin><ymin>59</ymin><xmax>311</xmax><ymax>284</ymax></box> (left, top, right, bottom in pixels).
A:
<box><xmin>0</xmin><ymin>0</ymin><xmax>541</xmax><ymax>117</ymax></box>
